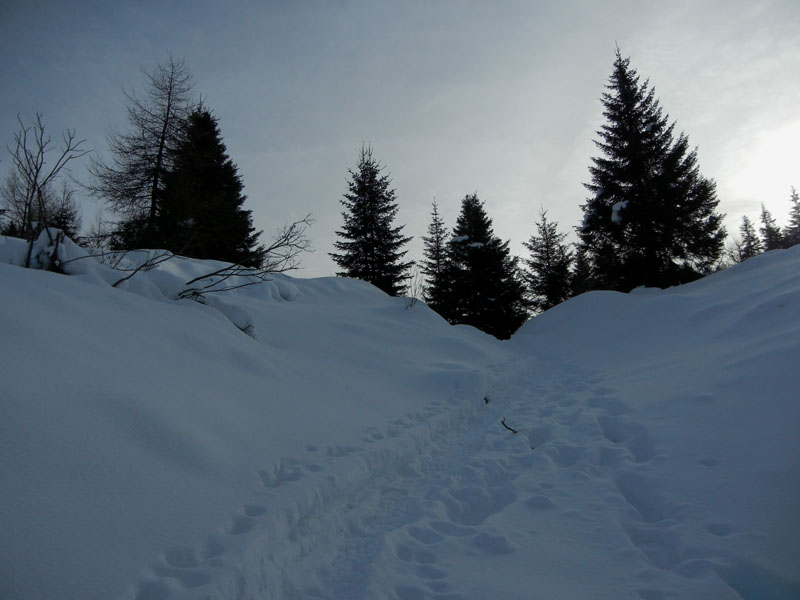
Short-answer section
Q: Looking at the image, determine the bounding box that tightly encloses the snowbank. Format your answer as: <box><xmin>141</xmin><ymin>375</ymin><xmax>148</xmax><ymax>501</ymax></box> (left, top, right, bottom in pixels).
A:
<box><xmin>1</xmin><ymin>236</ymin><xmax>798</xmax><ymax>599</ymax></box>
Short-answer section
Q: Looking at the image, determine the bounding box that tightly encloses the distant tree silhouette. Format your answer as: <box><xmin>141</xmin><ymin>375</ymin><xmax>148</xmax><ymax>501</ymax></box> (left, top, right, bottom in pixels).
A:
<box><xmin>579</xmin><ymin>49</ymin><xmax>725</xmax><ymax>290</ymax></box>
<box><xmin>523</xmin><ymin>208</ymin><xmax>573</xmax><ymax>313</ymax></box>
<box><xmin>785</xmin><ymin>187</ymin><xmax>800</xmax><ymax>248</ymax></box>
<box><xmin>759</xmin><ymin>204</ymin><xmax>784</xmax><ymax>251</ymax></box>
<box><xmin>727</xmin><ymin>215</ymin><xmax>762</xmax><ymax>264</ymax></box>
<box><xmin>330</xmin><ymin>145</ymin><xmax>412</xmax><ymax>296</ymax></box>
<box><xmin>421</xmin><ymin>199</ymin><xmax>449</xmax><ymax>312</ymax></box>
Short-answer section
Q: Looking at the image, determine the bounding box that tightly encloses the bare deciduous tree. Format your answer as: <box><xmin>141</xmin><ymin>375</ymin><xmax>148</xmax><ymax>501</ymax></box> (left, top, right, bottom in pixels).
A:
<box><xmin>88</xmin><ymin>56</ymin><xmax>195</xmax><ymax>247</ymax></box>
<box><xmin>3</xmin><ymin>113</ymin><xmax>88</xmax><ymax>267</ymax></box>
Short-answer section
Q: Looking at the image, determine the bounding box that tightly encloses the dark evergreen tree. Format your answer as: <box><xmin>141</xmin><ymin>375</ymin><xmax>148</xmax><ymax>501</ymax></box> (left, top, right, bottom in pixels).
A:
<box><xmin>330</xmin><ymin>146</ymin><xmax>412</xmax><ymax>296</ymax></box>
<box><xmin>523</xmin><ymin>208</ymin><xmax>573</xmax><ymax>313</ymax></box>
<box><xmin>759</xmin><ymin>204</ymin><xmax>784</xmax><ymax>251</ymax></box>
<box><xmin>442</xmin><ymin>193</ymin><xmax>528</xmax><ymax>339</ymax></box>
<box><xmin>570</xmin><ymin>244</ymin><xmax>594</xmax><ymax>297</ymax></box>
<box><xmin>737</xmin><ymin>215</ymin><xmax>763</xmax><ymax>261</ymax></box>
<box><xmin>579</xmin><ymin>50</ymin><xmax>725</xmax><ymax>291</ymax></box>
<box><xmin>158</xmin><ymin>109</ymin><xmax>264</xmax><ymax>267</ymax></box>
<box><xmin>421</xmin><ymin>200</ymin><xmax>449</xmax><ymax>311</ymax></box>
<box><xmin>785</xmin><ymin>187</ymin><xmax>800</xmax><ymax>248</ymax></box>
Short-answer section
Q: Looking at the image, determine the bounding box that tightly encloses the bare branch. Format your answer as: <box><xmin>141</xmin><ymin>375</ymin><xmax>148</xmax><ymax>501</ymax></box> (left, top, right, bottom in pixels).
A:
<box><xmin>111</xmin><ymin>250</ymin><xmax>174</xmax><ymax>287</ymax></box>
<box><xmin>5</xmin><ymin>113</ymin><xmax>88</xmax><ymax>266</ymax></box>
<box><xmin>501</xmin><ymin>418</ymin><xmax>518</xmax><ymax>434</ymax></box>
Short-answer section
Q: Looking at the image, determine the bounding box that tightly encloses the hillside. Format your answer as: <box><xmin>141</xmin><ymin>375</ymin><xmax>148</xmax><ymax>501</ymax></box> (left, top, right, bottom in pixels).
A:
<box><xmin>1</xmin><ymin>235</ymin><xmax>798</xmax><ymax>599</ymax></box>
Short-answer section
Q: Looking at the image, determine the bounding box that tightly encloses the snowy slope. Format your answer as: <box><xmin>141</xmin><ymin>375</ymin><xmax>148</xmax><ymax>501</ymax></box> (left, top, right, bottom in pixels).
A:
<box><xmin>1</xmin><ymin>235</ymin><xmax>798</xmax><ymax>599</ymax></box>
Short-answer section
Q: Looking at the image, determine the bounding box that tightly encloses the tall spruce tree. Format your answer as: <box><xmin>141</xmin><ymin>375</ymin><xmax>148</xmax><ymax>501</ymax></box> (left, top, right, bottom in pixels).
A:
<box><xmin>785</xmin><ymin>187</ymin><xmax>800</xmax><ymax>248</ymax></box>
<box><xmin>759</xmin><ymin>204</ymin><xmax>784</xmax><ymax>251</ymax></box>
<box><xmin>158</xmin><ymin>109</ymin><xmax>264</xmax><ymax>266</ymax></box>
<box><xmin>523</xmin><ymin>208</ymin><xmax>573</xmax><ymax>313</ymax></box>
<box><xmin>421</xmin><ymin>200</ymin><xmax>449</xmax><ymax>312</ymax></box>
<box><xmin>330</xmin><ymin>146</ymin><xmax>412</xmax><ymax>296</ymax></box>
<box><xmin>579</xmin><ymin>49</ymin><xmax>725</xmax><ymax>291</ymax></box>
<box><xmin>443</xmin><ymin>193</ymin><xmax>528</xmax><ymax>339</ymax></box>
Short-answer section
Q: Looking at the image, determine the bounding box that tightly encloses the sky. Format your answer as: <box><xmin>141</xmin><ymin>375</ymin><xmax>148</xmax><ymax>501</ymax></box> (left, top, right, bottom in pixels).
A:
<box><xmin>1</xmin><ymin>0</ymin><xmax>798</xmax><ymax>277</ymax></box>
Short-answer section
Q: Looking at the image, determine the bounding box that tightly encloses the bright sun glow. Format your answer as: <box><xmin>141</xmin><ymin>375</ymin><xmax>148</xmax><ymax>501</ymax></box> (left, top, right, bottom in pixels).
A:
<box><xmin>723</xmin><ymin>119</ymin><xmax>800</xmax><ymax>222</ymax></box>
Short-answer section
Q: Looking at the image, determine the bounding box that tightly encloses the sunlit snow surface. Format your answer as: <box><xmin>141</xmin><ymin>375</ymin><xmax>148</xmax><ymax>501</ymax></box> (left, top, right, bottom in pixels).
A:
<box><xmin>1</xmin><ymin>235</ymin><xmax>798</xmax><ymax>599</ymax></box>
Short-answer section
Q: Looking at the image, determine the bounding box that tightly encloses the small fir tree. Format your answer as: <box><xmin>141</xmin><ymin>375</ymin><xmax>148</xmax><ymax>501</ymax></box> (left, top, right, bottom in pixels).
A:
<box><xmin>737</xmin><ymin>215</ymin><xmax>763</xmax><ymax>261</ymax></box>
<box><xmin>158</xmin><ymin>109</ymin><xmax>264</xmax><ymax>266</ymax></box>
<box><xmin>523</xmin><ymin>208</ymin><xmax>573</xmax><ymax>313</ymax></box>
<box><xmin>330</xmin><ymin>146</ymin><xmax>412</xmax><ymax>296</ymax></box>
<box><xmin>759</xmin><ymin>204</ymin><xmax>784</xmax><ymax>251</ymax></box>
<box><xmin>784</xmin><ymin>187</ymin><xmax>800</xmax><ymax>248</ymax></box>
<box><xmin>579</xmin><ymin>49</ymin><xmax>725</xmax><ymax>291</ymax></box>
<box><xmin>421</xmin><ymin>200</ymin><xmax>449</xmax><ymax>312</ymax></box>
<box><xmin>443</xmin><ymin>193</ymin><xmax>528</xmax><ymax>339</ymax></box>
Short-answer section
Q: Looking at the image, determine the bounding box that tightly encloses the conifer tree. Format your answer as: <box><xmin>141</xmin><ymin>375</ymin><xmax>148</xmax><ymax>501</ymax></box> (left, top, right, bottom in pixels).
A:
<box><xmin>421</xmin><ymin>200</ymin><xmax>449</xmax><ymax>312</ymax></box>
<box><xmin>158</xmin><ymin>109</ymin><xmax>264</xmax><ymax>266</ymax></box>
<box><xmin>443</xmin><ymin>193</ymin><xmax>528</xmax><ymax>339</ymax></box>
<box><xmin>736</xmin><ymin>215</ymin><xmax>763</xmax><ymax>261</ymax></box>
<box><xmin>579</xmin><ymin>49</ymin><xmax>725</xmax><ymax>291</ymax></box>
<box><xmin>523</xmin><ymin>208</ymin><xmax>573</xmax><ymax>313</ymax></box>
<box><xmin>785</xmin><ymin>187</ymin><xmax>800</xmax><ymax>248</ymax></box>
<box><xmin>570</xmin><ymin>244</ymin><xmax>594</xmax><ymax>297</ymax></box>
<box><xmin>759</xmin><ymin>204</ymin><xmax>784</xmax><ymax>251</ymax></box>
<box><xmin>330</xmin><ymin>146</ymin><xmax>412</xmax><ymax>296</ymax></box>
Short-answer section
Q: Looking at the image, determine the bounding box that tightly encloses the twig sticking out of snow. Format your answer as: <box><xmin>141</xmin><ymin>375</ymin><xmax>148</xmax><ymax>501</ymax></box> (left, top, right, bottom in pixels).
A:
<box><xmin>501</xmin><ymin>417</ymin><xmax>518</xmax><ymax>434</ymax></box>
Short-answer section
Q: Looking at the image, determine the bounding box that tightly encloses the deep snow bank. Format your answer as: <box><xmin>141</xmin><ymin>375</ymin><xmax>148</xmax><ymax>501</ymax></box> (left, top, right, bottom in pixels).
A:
<box><xmin>512</xmin><ymin>246</ymin><xmax>800</xmax><ymax>596</ymax></box>
<box><xmin>1</xmin><ymin>235</ymin><xmax>798</xmax><ymax>599</ymax></box>
<box><xmin>0</xmin><ymin>235</ymin><xmax>505</xmax><ymax>599</ymax></box>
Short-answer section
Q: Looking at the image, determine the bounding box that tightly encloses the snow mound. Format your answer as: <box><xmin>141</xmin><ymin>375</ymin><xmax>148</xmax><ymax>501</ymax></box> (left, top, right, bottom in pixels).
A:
<box><xmin>1</xmin><ymin>236</ymin><xmax>798</xmax><ymax>599</ymax></box>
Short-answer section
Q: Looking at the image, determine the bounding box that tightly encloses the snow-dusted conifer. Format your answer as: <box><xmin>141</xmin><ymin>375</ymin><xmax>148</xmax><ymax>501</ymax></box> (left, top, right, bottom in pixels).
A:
<box><xmin>443</xmin><ymin>193</ymin><xmax>528</xmax><ymax>338</ymax></box>
<box><xmin>579</xmin><ymin>49</ymin><xmax>725</xmax><ymax>291</ymax></box>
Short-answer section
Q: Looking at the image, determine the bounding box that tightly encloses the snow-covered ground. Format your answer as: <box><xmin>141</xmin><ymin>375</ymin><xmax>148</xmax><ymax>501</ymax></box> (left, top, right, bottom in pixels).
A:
<box><xmin>1</xmin><ymin>235</ymin><xmax>798</xmax><ymax>599</ymax></box>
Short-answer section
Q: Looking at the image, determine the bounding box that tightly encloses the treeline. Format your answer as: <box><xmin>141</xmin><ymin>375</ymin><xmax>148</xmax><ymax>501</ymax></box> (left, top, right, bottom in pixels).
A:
<box><xmin>2</xmin><ymin>52</ymin><xmax>797</xmax><ymax>340</ymax></box>
<box><xmin>330</xmin><ymin>50</ymin><xmax>794</xmax><ymax>338</ymax></box>
<box><xmin>728</xmin><ymin>189</ymin><xmax>800</xmax><ymax>263</ymax></box>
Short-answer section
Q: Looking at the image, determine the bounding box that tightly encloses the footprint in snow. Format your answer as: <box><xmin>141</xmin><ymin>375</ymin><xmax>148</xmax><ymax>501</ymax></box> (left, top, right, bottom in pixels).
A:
<box><xmin>225</xmin><ymin>515</ymin><xmax>256</xmax><ymax>535</ymax></box>
<box><xmin>324</xmin><ymin>445</ymin><xmax>360</xmax><ymax>457</ymax></box>
<box><xmin>258</xmin><ymin>461</ymin><xmax>303</xmax><ymax>488</ymax></box>
<box><xmin>472</xmin><ymin>531</ymin><xmax>514</xmax><ymax>555</ymax></box>
<box><xmin>163</xmin><ymin>546</ymin><xmax>200</xmax><ymax>569</ymax></box>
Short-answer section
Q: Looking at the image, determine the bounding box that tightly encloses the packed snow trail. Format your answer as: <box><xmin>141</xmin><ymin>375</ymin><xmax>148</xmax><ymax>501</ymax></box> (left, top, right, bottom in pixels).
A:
<box><xmin>128</xmin><ymin>354</ymin><xmax>756</xmax><ymax>600</ymax></box>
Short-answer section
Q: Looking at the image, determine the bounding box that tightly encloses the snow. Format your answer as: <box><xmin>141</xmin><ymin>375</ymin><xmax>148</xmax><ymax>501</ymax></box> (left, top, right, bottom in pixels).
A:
<box><xmin>1</xmin><ymin>235</ymin><xmax>799</xmax><ymax>599</ymax></box>
<box><xmin>450</xmin><ymin>235</ymin><xmax>469</xmax><ymax>243</ymax></box>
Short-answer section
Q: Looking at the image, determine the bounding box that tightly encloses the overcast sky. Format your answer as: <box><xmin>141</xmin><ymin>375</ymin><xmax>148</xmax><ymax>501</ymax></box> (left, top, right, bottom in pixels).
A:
<box><xmin>2</xmin><ymin>0</ymin><xmax>798</xmax><ymax>277</ymax></box>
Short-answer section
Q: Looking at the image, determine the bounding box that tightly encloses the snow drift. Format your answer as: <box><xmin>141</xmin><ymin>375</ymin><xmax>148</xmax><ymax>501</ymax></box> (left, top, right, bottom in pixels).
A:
<box><xmin>1</xmin><ymin>234</ymin><xmax>798</xmax><ymax>599</ymax></box>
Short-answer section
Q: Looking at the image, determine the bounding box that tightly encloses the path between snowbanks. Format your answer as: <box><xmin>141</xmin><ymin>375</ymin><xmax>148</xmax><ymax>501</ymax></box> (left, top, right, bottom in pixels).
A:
<box><xmin>2</xmin><ymin>238</ymin><xmax>798</xmax><ymax>599</ymax></box>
